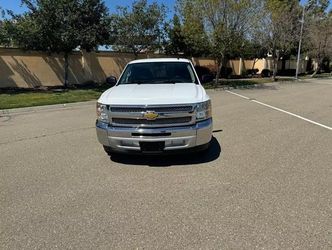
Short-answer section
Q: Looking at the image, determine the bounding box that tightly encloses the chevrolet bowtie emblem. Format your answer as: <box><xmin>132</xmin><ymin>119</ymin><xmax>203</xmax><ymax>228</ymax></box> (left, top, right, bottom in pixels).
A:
<box><xmin>143</xmin><ymin>111</ymin><xmax>159</xmax><ymax>120</ymax></box>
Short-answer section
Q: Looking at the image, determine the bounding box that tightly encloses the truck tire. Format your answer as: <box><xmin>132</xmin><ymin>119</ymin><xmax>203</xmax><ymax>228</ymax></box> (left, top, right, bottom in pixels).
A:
<box><xmin>199</xmin><ymin>141</ymin><xmax>211</xmax><ymax>153</ymax></box>
<box><xmin>103</xmin><ymin>146</ymin><xmax>113</xmax><ymax>156</ymax></box>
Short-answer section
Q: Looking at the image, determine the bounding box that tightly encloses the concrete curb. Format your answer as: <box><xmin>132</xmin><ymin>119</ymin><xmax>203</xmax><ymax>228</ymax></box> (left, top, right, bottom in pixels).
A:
<box><xmin>206</xmin><ymin>82</ymin><xmax>280</xmax><ymax>91</ymax></box>
<box><xmin>0</xmin><ymin>100</ymin><xmax>97</xmax><ymax>116</ymax></box>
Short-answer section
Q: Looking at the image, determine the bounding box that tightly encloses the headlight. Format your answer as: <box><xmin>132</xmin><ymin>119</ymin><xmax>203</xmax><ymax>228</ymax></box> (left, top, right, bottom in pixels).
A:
<box><xmin>96</xmin><ymin>102</ymin><xmax>109</xmax><ymax>123</ymax></box>
<box><xmin>195</xmin><ymin>100</ymin><xmax>212</xmax><ymax>121</ymax></box>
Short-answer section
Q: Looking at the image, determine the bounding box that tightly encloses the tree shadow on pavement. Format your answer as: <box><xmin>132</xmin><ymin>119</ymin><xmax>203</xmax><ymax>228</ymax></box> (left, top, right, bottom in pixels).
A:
<box><xmin>109</xmin><ymin>137</ymin><xmax>221</xmax><ymax>167</ymax></box>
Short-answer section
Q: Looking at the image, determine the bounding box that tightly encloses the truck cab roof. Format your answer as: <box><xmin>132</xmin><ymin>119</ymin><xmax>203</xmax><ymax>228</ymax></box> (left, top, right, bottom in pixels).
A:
<box><xmin>128</xmin><ymin>58</ymin><xmax>192</xmax><ymax>64</ymax></box>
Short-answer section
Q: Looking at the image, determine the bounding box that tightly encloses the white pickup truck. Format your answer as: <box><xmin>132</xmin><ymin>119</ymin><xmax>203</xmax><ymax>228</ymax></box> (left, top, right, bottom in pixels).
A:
<box><xmin>96</xmin><ymin>58</ymin><xmax>213</xmax><ymax>155</ymax></box>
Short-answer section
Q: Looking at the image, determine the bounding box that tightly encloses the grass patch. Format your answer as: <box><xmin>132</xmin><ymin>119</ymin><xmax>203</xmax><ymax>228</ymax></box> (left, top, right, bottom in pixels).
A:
<box><xmin>0</xmin><ymin>88</ymin><xmax>106</xmax><ymax>109</ymax></box>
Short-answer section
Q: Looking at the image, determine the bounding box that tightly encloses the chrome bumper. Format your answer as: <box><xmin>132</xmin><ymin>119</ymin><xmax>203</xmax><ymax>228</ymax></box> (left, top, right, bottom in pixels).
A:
<box><xmin>96</xmin><ymin>118</ymin><xmax>212</xmax><ymax>153</ymax></box>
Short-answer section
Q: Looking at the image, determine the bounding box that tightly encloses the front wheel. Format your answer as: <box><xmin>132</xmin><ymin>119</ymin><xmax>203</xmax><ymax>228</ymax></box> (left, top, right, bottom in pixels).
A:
<box><xmin>198</xmin><ymin>141</ymin><xmax>211</xmax><ymax>153</ymax></box>
<box><xmin>103</xmin><ymin>145</ymin><xmax>113</xmax><ymax>156</ymax></box>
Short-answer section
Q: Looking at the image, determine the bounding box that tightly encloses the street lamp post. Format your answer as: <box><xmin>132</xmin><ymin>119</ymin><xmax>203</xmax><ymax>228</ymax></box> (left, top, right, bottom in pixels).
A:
<box><xmin>296</xmin><ymin>6</ymin><xmax>305</xmax><ymax>79</ymax></box>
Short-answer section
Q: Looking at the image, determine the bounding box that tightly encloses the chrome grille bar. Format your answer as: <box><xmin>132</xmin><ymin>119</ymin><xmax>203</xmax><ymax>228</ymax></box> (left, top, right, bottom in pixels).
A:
<box><xmin>108</xmin><ymin>104</ymin><xmax>196</xmax><ymax>128</ymax></box>
<box><xmin>110</xmin><ymin>105</ymin><xmax>194</xmax><ymax>113</ymax></box>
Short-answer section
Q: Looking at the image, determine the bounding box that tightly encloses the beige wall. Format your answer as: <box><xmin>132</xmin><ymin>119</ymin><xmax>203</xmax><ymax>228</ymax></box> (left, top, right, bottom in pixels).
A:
<box><xmin>192</xmin><ymin>57</ymin><xmax>218</xmax><ymax>72</ymax></box>
<box><xmin>235</xmin><ymin>58</ymin><xmax>307</xmax><ymax>75</ymax></box>
<box><xmin>0</xmin><ymin>48</ymin><xmax>308</xmax><ymax>89</ymax></box>
<box><xmin>241</xmin><ymin>59</ymin><xmax>266</xmax><ymax>74</ymax></box>
<box><xmin>0</xmin><ymin>48</ymin><xmax>142</xmax><ymax>88</ymax></box>
<box><xmin>1</xmin><ymin>49</ymin><xmax>62</xmax><ymax>88</ymax></box>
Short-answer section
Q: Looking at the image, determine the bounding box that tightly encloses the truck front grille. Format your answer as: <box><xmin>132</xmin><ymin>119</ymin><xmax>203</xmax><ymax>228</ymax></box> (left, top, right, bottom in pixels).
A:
<box><xmin>109</xmin><ymin>105</ymin><xmax>195</xmax><ymax>128</ymax></box>
<box><xmin>112</xmin><ymin>117</ymin><xmax>192</xmax><ymax>126</ymax></box>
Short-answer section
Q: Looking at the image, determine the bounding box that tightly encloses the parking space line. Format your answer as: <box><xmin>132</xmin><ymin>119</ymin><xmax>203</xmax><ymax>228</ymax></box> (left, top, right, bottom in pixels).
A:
<box><xmin>226</xmin><ymin>90</ymin><xmax>332</xmax><ymax>131</ymax></box>
<box><xmin>224</xmin><ymin>91</ymin><xmax>250</xmax><ymax>100</ymax></box>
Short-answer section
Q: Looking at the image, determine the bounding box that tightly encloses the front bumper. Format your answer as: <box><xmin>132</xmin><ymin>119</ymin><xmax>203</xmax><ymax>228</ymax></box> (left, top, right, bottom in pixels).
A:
<box><xmin>96</xmin><ymin>118</ymin><xmax>213</xmax><ymax>153</ymax></box>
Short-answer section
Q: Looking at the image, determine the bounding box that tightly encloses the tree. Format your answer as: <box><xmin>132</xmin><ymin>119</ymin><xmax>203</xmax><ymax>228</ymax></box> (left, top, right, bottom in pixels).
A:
<box><xmin>240</xmin><ymin>41</ymin><xmax>268</xmax><ymax>72</ymax></box>
<box><xmin>1</xmin><ymin>9</ymin><xmax>20</xmax><ymax>47</ymax></box>
<box><xmin>10</xmin><ymin>0</ymin><xmax>110</xmax><ymax>87</ymax></box>
<box><xmin>176</xmin><ymin>1</ymin><xmax>211</xmax><ymax>57</ymax></box>
<box><xmin>305</xmin><ymin>0</ymin><xmax>332</xmax><ymax>76</ymax></box>
<box><xmin>165</xmin><ymin>15</ymin><xmax>186</xmax><ymax>55</ymax></box>
<box><xmin>258</xmin><ymin>0</ymin><xmax>300</xmax><ymax>80</ymax></box>
<box><xmin>165</xmin><ymin>12</ymin><xmax>210</xmax><ymax>57</ymax></box>
<box><xmin>0</xmin><ymin>7</ymin><xmax>4</xmax><ymax>18</ymax></box>
<box><xmin>0</xmin><ymin>21</ymin><xmax>7</xmax><ymax>46</ymax></box>
<box><xmin>177</xmin><ymin>0</ymin><xmax>261</xmax><ymax>83</ymax></box>
<box><xmin>164</xmin><ymin>15</ymin><xmax>186</xmax><ymax>55</ymax></box>
<box><xmin>110</xmin><ymin>0</ymin><xmax>166</xmax><ymax>57</ymax></box>
<box><xmin>0</xmin><ymin>7</ymin><xmax>8</xmax><ymax>46</ymax></box>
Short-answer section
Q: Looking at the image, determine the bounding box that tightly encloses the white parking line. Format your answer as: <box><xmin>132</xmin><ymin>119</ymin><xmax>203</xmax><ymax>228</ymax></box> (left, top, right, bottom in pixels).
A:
<box><xmin>226</xmin><ymin>90</ymin><xmax>332</xmax><ymax>131</ymax></box>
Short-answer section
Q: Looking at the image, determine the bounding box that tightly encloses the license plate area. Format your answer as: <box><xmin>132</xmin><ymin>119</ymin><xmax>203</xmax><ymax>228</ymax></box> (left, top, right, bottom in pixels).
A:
<box><xmin>139</xmin><ymin>141</ymin><xmax>165</xmax><ymax>152</ymax></box>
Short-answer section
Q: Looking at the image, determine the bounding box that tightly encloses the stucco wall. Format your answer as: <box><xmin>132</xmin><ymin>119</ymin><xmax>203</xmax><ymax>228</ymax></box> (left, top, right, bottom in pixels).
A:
<box><xmin>0</xmin><ymin>49</ymin><xmax>142</xmax><ymax>88</ymax></box>
<box><xmin>0</xmin><ymin>48</ymin><xmax>308</xmax><ymax>89</ymax></box>
<box><xmin>192</xmin><ymin>57</ymin><xmax>218</xmax><ymax>72</ymax></box>
<box><xmin>0</xmin><ymin>49</ymin><xmax>63</xmax><ymax>88</ymax></box>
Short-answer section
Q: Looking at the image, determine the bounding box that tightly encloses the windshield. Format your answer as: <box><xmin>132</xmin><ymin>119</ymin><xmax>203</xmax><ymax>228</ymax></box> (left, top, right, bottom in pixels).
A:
<box><xmin>118</xmin><ymin>62</ymin><xmax>198</xmax><ymax>85</ymax></box>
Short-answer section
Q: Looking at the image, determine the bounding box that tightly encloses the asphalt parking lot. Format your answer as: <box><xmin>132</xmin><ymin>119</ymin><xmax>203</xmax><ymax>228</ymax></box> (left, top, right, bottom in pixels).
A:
<box><xmin>1</xmin><ymin>78</ymin><xmax>331</xmax><ymax>249</ymax></box>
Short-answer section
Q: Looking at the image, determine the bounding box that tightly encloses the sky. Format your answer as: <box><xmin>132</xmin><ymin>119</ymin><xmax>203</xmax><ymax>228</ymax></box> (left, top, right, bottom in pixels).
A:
<box><xmin>0</xmin><ymin>0</ymin><xmax>176</xmax><ymax>18</ymax></box>
<box><xmin>0</xmin><ymin>0</ymin><xmax>331</xmax><ymax>18</ymax></box>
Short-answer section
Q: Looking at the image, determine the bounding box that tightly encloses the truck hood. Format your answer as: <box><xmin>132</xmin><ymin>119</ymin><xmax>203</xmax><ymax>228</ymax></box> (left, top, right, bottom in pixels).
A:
<box><xmin>98</xmin><ymin>83</ymin><xmax>209</xmax><ymax>105</ymax></box>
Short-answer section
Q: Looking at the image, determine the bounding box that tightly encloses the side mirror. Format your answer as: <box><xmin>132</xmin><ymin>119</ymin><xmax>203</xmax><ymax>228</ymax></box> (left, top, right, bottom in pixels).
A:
<box><xmin>106</xmin><ymin>76</ymin><xmax>117</xmax><ymax>87</ymax></box>
<box><xmin>201</xmin><ymin>74</ymin><xmax>213</xmax><ymax>84</ymax></box>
